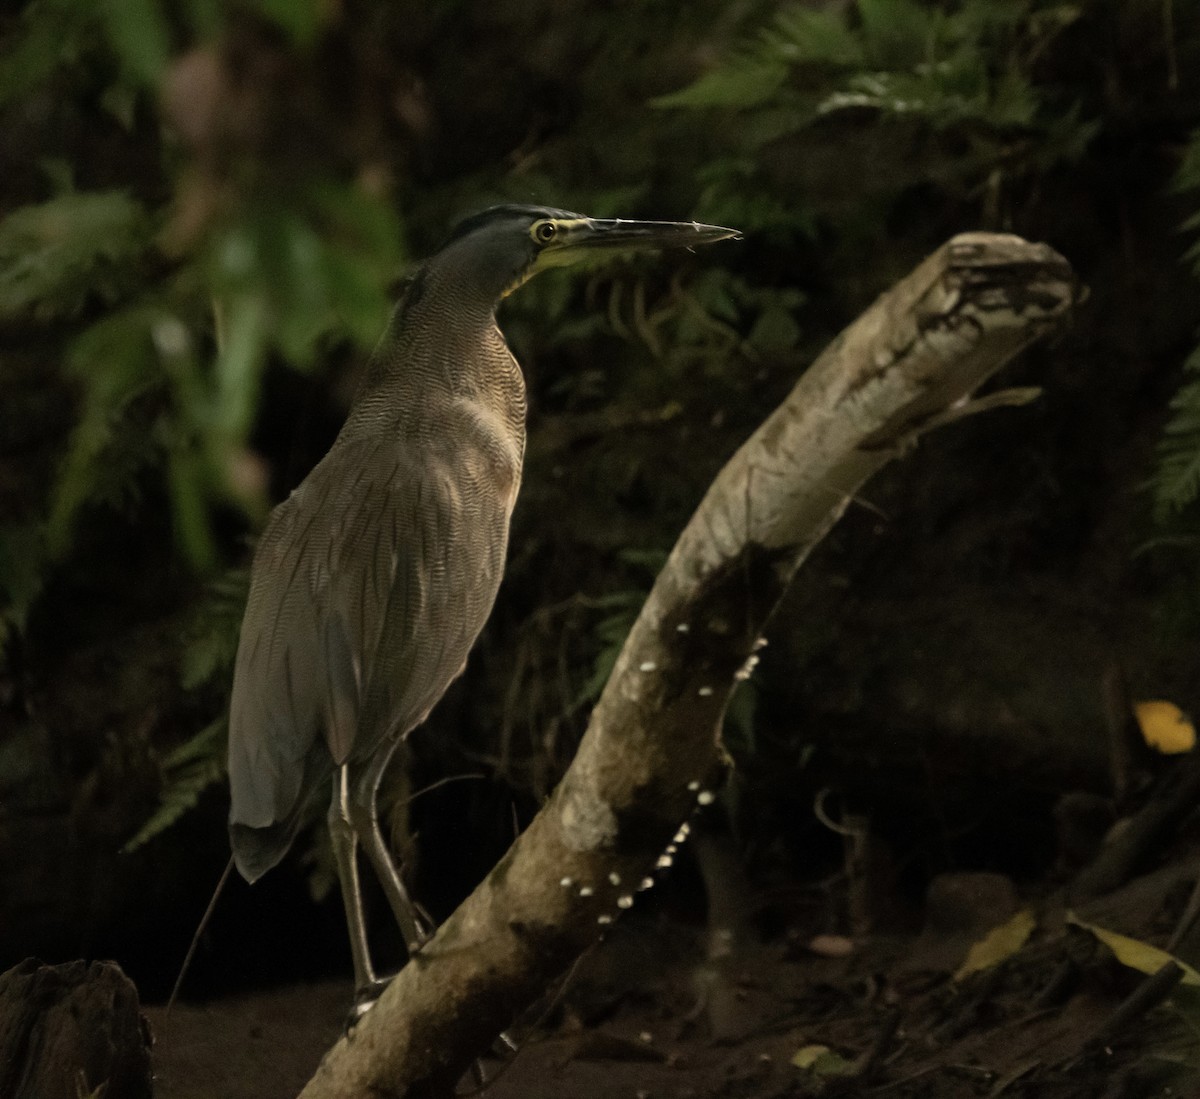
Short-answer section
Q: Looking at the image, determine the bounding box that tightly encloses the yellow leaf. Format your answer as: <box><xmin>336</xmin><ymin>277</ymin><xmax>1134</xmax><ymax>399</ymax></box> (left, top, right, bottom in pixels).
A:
<box><xmin>953</xmin><ymin>909</ymin><xmax>1036</xmax><ymax>981</ymax></box>
<box><xmin>1133</xmin><ymin>700</ymin><xmax>1196</xmax><ymax>754</ymax></box>
<box><xmin>791</xmin><ymin>1044</ymin><xmax>853</xmax><ymax>1075</ymax></box>
<box><xmin>1067</xmin><ymin>914</ymin><xmax>1200</xmax><ymax>985</ymax></box>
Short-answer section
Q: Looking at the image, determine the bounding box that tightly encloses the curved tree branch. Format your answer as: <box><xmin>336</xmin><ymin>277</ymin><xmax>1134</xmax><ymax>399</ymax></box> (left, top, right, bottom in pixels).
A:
<box><xmin>299</xmin><ymin>233</ymin><xmax>1078</xmax><ymax>1099</ymax></box>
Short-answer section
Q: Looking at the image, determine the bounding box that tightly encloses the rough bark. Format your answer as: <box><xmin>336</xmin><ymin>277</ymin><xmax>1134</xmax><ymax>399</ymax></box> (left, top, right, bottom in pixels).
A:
<box><xmin>299</xmin><ymin>233</ymin><xmax>1078</xmax><ymax>1098</ymax></box>
<box><xmin>0</xmin><ymin>957</ymin><xmax>153</xmax><ymax>1099</ymax></box>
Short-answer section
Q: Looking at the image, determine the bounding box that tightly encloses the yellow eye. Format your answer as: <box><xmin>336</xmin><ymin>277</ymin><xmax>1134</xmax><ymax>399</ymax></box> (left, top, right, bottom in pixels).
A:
<box><xmin>532</xmin><ymin>220</ymin><xmax>558</xmax><ymax>244</ymax></box>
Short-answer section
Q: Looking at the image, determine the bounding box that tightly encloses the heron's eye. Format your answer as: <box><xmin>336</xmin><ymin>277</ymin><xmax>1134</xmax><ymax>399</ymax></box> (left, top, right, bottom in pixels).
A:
<box><xmin>532</xmin><ymin>221</ymin><xmax>558</xmax><ymax>244</ymax></box>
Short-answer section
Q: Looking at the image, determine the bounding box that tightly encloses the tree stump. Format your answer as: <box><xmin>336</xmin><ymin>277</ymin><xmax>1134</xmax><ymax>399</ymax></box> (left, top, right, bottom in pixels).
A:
<box><xmin>0</xmin><ymin>958</ymin><xmax>153</xmax><ymax>1099</ymax></box>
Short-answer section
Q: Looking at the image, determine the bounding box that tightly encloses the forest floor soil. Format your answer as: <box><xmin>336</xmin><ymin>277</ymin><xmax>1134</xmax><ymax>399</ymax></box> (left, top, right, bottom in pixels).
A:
<box><xmin>146</xmin><ymin>856</ymin><xmax>1200</xmax><ymax>1099</ymax></box>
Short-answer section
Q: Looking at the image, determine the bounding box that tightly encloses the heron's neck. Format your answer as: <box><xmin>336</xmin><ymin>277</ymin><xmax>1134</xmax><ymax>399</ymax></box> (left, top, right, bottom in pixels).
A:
<box><xmin>340</xmin><ymin>260</ymin><xmax>526</xmax><ymax>442</ymax></box>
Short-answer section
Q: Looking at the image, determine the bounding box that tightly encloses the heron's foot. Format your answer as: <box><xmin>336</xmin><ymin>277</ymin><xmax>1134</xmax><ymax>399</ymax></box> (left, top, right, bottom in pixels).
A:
<box><xmin>346</xmin><ymin>976</ymin><xmax>393</xmax><ymax>1029</ymax></box>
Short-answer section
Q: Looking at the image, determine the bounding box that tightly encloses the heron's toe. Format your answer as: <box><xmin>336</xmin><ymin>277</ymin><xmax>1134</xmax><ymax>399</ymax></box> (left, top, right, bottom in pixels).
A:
<box><xmin>346</xmin><ymin>976</ymin><xmax>393</xmax><ymax>1030</ymax></box>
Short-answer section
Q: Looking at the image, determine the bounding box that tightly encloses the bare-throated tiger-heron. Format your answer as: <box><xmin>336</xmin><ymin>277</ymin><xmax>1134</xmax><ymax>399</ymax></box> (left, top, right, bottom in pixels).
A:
<box><xmin>227</xmin><ymin>204</ymin><xmax>738</xmax><ymax>1011</ymax></box>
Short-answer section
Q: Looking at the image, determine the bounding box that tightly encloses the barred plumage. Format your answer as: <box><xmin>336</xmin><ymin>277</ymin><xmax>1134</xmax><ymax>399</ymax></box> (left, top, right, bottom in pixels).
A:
<box><xmin>225</xmin><ymin>204</ymin><xmax>736</xmax><ymax>1012</ymax></box>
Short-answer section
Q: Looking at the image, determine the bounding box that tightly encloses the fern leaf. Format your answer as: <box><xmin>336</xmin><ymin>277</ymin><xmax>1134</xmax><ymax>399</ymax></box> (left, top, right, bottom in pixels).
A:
<box><xmin>652</xmin><ymin>57</ymin><xmax>789</xmax><ymax>110</ymax></box>
<box><xmin>1154</xmin><ymin>372</ymin><xmax>1200</xmax><ymax>521</ymax></box>
<box><xmin>1174</xmin><ymin>130</ymin><xmax>1200</xmax><ymax>194</ymax></box>
<box><xmin>181</xmin><ymin>569</ymin><xmax>250</xmax><ymax>690</ymax></box>
<box><xmin>762</xmin><ymin>5</ymin><xmax>863</xmax><ymax>66</ymax></box>
<box><xmin>0</xmin><ymin>191</ymin><xmax>151</xmax><ymax>320</ymax></box>
<box><xmin>123</xmin><ymin>718</ymin><xmax>228</xmax><ymax>852</ymax></box>
<box><xmin>164</xmin><ymin>716</ymin><xmax>228</xmax><ymax>769</ymax></box>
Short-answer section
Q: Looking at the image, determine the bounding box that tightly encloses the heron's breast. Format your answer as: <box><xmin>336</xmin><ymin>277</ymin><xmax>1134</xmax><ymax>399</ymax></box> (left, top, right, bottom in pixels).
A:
<box><xmin>451</xmin><ymin>398</ymin><xmax>525</xmax><ymax>515</ymax></box>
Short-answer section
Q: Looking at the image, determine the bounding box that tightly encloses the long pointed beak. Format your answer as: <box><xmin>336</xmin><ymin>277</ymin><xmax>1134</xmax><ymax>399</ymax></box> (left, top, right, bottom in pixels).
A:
<box><xmin>570</xmin><ymin>218</ymin><xmax>740</xmax><ymax>252</ymax></box>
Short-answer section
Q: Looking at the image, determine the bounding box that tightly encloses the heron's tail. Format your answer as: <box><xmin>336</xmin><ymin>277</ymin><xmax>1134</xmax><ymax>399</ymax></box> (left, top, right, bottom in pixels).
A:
<box><xmin>229</xmin><ymin>818</ymin><xmax>303</xmax><ymax>883</ymax></box>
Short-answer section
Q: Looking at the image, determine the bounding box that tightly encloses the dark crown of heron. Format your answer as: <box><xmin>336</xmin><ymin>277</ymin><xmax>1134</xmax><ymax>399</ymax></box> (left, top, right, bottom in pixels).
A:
<box><xmin>430</xmin><ymin>204</ymin><xmax>592</xmax><ymax>303</ymax></box>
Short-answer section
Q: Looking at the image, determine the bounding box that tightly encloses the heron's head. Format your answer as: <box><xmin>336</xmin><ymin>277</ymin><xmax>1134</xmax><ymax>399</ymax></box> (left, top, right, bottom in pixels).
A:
<box><xmin>435</xmin><ymin>204</ymin><xmax>739</xmax><ymax>303</ymax></box>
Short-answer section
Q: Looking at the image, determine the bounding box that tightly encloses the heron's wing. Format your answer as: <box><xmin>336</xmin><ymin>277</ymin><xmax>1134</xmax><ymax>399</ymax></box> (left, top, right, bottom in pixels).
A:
<box><xmin>227</xmin><ymin>481</ymin><xmax>327</xmax><ymax>832</ymax></box>
<box><xmin>349</xmin><ymin>442</ymin><xmax>512</xmax><ymax>760</ymax></box>
<box><xmin>227</xmin><ymin>432</ymin><xmax>512</xmax><ymax>831</ymax></box>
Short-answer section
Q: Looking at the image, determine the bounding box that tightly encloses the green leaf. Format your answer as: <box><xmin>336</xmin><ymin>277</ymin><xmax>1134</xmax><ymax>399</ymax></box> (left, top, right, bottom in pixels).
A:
<box><xmin>123</xmin><ymin>718</ymin><xmax>228</xmax><ymax>852</ymax></box>
<box><xmin>48</xmin><ymin>307</ymin><xmax>161</xmax><ymax>555</ymax></box>
<box><xmin>101</xmin><ymin>0</ymin><xmax>171</xmax><ymax>85</ymax></box>
<box><xmin>653</xmin><ymin>59</ymin><xmax>789</xmax><ymax>110</ymax></box>
<box><xmin>0</xmin><ymin>191</ymin><xmax>152</xmax><ymax>320</ymax></box>
<box><xmin>856</xmin><ymin>0</ymin><xmax>935</xmax><ymax>65</ymax></box>
<box><xmin>257</xmin><ymin>0</ymin><xmax>325</xmax><ymax>46</ymax></box>
<box><xmin>181</xmin><ymin>569</ymin><xmax>249</xmax><ymax>691</ymax></box>
<box><xmin>165</xmin><ymin>715</ymin><xmax>227</xmax><ymax>769</ymax></box>
<box><xmin>0</xmin><ymin>1</ymin><xmax>92</xmax><ymax>106</ymax></box>
<box><xmin>213</xmin><ymin>293</ymin><xmax>268</xmax><ymax>440</ymax></box>
<box><xmin>207</xmin><ymin>183</ymin><xmax>401</xmax><ymax>367</ymax></box>
<box><xmin>988</xmin><ymin>67</ymin><xmax>1039</xmax><ymax>129</ymax></box>
<box><xmin>0</xmin><ymin>523</ymin><xmax>48</xmax><ymax>647</ymax></box>
<box><xmin>1174</xmin><ymin>131</ymin><xmax>1200</xmax><ymax>194</ymax></box>
<box><xmin>167</xmin><ymin>443</ymin><xmax>218</xmax><ymax>569</ymax></box>
<box><xmin>763</xmin><ymin>6</ymin><xmax>863</xmax><ymax>66</ymax></box>
<box><xmin>1153</xmin><ymin>376</ymin><xmax>1200</xmax><ymax>521</ymax></box>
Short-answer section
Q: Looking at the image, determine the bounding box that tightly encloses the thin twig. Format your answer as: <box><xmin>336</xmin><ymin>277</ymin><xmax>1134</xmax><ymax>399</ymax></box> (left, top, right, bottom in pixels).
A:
<box><xmin>1085</xmin><ymin>961</ymin><xmax>1185</xmax><ymax>1051</ymax></box>
<box><xmin>166</xmin><ymin>855</ymin><xmax>235</xmax><ymax>1016</ymax></box>
<box><xmin>402</xmin><ymin>772</ymin><xmax>487</xmax><ymax>806</ymax></box>
<box><xmin>855</xmin><ymin>1007</ymin><xmax>903</xmax><ymax>1082</ymax></box>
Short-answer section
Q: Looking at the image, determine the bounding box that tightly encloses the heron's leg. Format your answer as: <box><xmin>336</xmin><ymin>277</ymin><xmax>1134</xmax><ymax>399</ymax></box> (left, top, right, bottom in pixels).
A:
<box><xmin>328</xmin><ymin>767</ymin><xmax>382</xmax><ymax>998</ymax></box>
<box><xmin>348</xmin><ymin>739</ymin><xmax>429</xmax><ymax>955</ymax></box>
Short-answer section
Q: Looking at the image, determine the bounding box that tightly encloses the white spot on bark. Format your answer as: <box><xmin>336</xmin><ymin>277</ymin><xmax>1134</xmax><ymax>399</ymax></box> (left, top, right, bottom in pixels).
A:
<box><xmin>698</xmin><ymin>686</ymin><xmax>714</xmax><ymax>697</ymax></box>
<box><xmin>617</xmin><ymin>895</ymin><xmax>634</xmax><ymax>909</ymax></box>
<box><xmin>597</xmin><ymin>914</ymin><xmax>613</xmax><ymax>925</ymax></box>
<box><xmin>579</xmin><ymin>886</ymin><xmax>594</xmax><ymax>897</ymax></box>
<box><xmin>608</xmin><ymin>871</ymin><xmax>621</xmax><ymax>886</ymax></box>
<box><xmin>697</xmin><ymin>790</ymin><xmax>716</xmax><ymax>806</ymax></box>
<box><xmin>734</xmin><ymin>652</ymin><xmax>760</xmax><ymax>681</ymax></box>
<box><xmin>639</xmin><ymin>661</ymin><xmax>657</xmax><ymax>672</ymax></box>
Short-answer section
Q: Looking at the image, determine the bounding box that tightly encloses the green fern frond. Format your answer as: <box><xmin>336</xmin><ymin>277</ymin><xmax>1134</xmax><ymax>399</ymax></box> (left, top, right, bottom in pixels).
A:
<box><xmin>1175</xmin><ymin>129</ymin><xmax>1200</xmax><ymax>195</ymax></box>
<box><xmin>1154</xmin><ymin>356</ymin><xmax>1200</xmax><ymax>522</ymax></box>
<box><xmin>0</xmin><ymin>191</ymin><xmax>151</xmax><ymax>321</ymax></box>
<box><xmin>181</xmin><ymin>568</ymin><xmax>250</xmax><ymax>691</ymax></box>
<box><xmin>124</xmin><ymin>569</ymin><xmax>248</xmax><ymax>851</ymax></box>
<box><xmin>652</xmin><ymin>56</ymin><xmax>789</xmax><ymax>110</ymax></box>
<box><xmin>760</xmin><ymin>4</ymin><xmax>863</xmax><ymax>67</ymax></box>
<box><xmin>46</xmin><ymin>307</ymin><xmax>164</xmax><ymax>557</ymax></box>
<box><xmin>654</xmin><ymin>0</ymin><xmax>1087</xmax><ymax>167</ymax></box>
<box><xmin>123</xmin><ymin>717</ymin><xmax>228</xmax><ymax>852</ymax></box>
<box><xmin>1152</xmin><ymin>130</ymin><xmax>1200</xmax><ymax>521</ymax></box>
